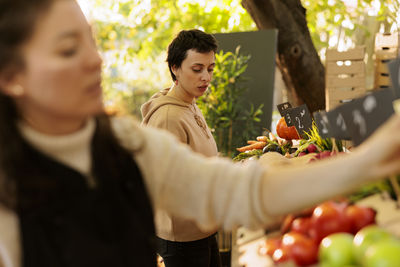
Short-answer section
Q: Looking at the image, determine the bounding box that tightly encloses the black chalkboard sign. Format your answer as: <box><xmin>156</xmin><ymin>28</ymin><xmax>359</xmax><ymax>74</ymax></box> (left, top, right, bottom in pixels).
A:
<box><xmin>326</xmin><ymin>102</ymin><xmax>353</xmax><ymax>140</ymax></box>
<box><xmin>277</xmin><ymin>102</ymin><xmax>292</xmax><ymax>116</ymax></box>
<box><xmin>282</xmin><ymin>109</ymin><xmax>294</xmax><ymax>126</ymax></box>
<box><xmin>388</xmin><ymin>58</ymin><xmax>400</xmax><ymax>99</ymax></box>
<box><xmin>344</xmin><ymin>89</ymin><xmax>395</xmax><ymax>146</ymax></box>
<box><xmin>285</xmin><ymin>104</ymin><xmax>313</xmax><ymax>139</ymax></box>
<box><xmin>313</xmin><ymin>111</ymin><xmax>331</xmax><ymax>139</ymax></box>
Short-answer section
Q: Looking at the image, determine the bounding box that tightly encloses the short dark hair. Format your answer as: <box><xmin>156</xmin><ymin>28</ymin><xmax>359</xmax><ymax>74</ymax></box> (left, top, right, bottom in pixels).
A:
<box><xmin>167</xmin><ymin>29</ymin><xmax>218</xmax><ymax>81</ymax></box>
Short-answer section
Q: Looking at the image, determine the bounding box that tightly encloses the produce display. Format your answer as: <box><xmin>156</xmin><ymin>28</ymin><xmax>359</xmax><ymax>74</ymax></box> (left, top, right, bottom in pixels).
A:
<box><xmin>320</xmin><ymin>226</ymin><xmax>400</xmax><ymax>267</ymax></box>
<box><xmin>234</xmin><ymin>118</ymin><xmax>342</xmax><ymax>162</ymax></box>
<box><xmin>257</xmin><ymin>201</ymin><xmax>400</xmax><ymax>267</ymax></box>
<box><xmin>235</xmin><ymin>117</ymin><xmax>400</xmax><ymax>267</ymax></box>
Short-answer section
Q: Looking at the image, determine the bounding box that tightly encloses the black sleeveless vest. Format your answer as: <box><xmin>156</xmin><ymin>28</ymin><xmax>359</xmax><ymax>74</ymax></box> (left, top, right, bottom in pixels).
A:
<box><xmin>15</xmin><ymin>117</ymin><xmax>156</xmax><ymax>267</ymax></box>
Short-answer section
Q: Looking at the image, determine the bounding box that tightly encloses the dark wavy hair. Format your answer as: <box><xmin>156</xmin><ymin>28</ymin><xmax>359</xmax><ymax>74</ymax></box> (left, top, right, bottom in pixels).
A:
<box><xmin>0</xmin><ymin>0</ymin><xmax>59</xmax><ymax>208</ymax></box>
<box><xmin>166</xmin><ymin>29</ymin><xmax>218</xmax><ymax>81</ymax></box>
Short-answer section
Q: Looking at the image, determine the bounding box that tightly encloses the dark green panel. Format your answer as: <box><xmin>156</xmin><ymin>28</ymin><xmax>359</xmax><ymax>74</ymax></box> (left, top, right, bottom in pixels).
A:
<box><xmin>213</xmin><ymin>29</ymin><xmax>278</xmax><ymax>132</ymax></box>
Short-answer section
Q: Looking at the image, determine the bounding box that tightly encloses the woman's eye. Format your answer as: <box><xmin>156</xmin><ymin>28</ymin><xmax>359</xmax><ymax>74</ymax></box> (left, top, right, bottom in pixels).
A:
<box><xmin>208</xmin><ymin>68</ymin><xmax>214</xmax><ymax>73</ymax></box>
<box><xmin>193</xmin><ymin>69</ymin><xmax>201</xmax><ymax>73</ymax></box>
<box><xmin>59</xmin><ymin>48</ymin><xmax>77</xmax><ymax>57</ymax></box>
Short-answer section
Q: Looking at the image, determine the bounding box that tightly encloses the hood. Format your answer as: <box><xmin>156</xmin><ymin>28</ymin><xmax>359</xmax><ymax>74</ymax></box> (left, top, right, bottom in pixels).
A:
<box><xmin>141</xmin><ymin>88</ymin><xmax>190</xmax><ymax>124</ymax></box>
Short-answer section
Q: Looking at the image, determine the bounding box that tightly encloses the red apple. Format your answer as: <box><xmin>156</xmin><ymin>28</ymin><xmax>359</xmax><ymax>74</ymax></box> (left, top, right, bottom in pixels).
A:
<box><xmin>280</xmin><ymin>214</ymin><xmax>295</xmax><ymax>234</ymax></box>
<box><xmin>309</xmin><ymin>201</ymin><xmax>352</xmax><ymax>243</ymax></box>
<box><xmin>345</xmin><ymin>205</ymin><xmax>376</xmax><ymax>234</ymax></box>
<box><xmin>281</xmin><ymin>232</ymin><xmax>318</xmax><ymax>266</ymax></box>
<box><xmin>272</xmin><ymin>247</ymin><xmax>291</xmax><ymax>264</ymax></box>
<box><xmin>291</xmin><ymin>217</ymin><xmax>312</xmax><ymax>236</ymax></box>
<box><xmin>259</xmin><ymin>237</ymin><xmax>281</xmax><ymax>257</ymax></box>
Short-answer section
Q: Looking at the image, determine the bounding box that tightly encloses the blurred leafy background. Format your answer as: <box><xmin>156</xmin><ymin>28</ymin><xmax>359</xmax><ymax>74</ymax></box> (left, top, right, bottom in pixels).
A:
<box><xmin>77</xmin><ymin>0</ymin><xmax>399</xmax><ymax>155</ymax></box>
<box><xmin>77</xmin><ymin>0</ymin><xmax>399</xmax><ymax>118</ymax></box>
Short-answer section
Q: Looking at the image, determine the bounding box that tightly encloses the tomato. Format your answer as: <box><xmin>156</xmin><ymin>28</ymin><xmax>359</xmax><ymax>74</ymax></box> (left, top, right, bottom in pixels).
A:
<box><xmin>345</xmin><ymin>205</ymin><xmax>376</xmax><ymax>234</ymax></box>
<box><xmin>276</xmin><ymin>117</ymin><xmax>300</xmax><ymax>140</ymax></box>
<box><xmin>291</xmin><ymin>217</ymin><xmax>312</xmax><ymax>236</ymax></box>
<box><xmin>281</xmin><ymin>231</ymin><xmax>319</xmax><ymax>266</ymax></box>
<box><xmin>272</xmin><ymin>247</ymin><xmax>291</xmax><ymax>264</ymax></box>
<box><xmin>259</xmin><ymin>237</ymin><xmax>281</xmax><ymax>257</ymax></box>
<box><xmin>309</xmin><ymin>201</ymin><xmax>352</xmax><ymax>243</ymax></box>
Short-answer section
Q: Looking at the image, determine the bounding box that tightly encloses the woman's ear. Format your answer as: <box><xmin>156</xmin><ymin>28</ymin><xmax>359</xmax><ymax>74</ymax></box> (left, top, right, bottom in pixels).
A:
<box><xmin>0</xmin><ymin>72</ymin><xmax>25</xmax><ymax>97</ymax></box>
<box><xmin>171</xmin><ymin>65</ymin><xmax>180</xmax><ymax>80</ymax></box>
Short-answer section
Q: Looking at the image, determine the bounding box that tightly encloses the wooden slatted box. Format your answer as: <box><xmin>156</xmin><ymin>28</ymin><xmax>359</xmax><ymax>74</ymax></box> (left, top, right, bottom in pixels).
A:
<box><xmin>325</xmin><ymin>46</ymin><xmax>367</xmax><ymax>111</ymax></box>
<box><xmin>374</xmin><ymin>32</ymin><xmax>400</xmax><ymax>89</ymax></box>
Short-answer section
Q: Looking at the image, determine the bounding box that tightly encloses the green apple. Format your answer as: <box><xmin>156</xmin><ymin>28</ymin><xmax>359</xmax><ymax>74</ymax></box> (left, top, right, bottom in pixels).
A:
<box><xmin>319</xmin><ymin>233</ymin><xmax>356</xmax><ymax>267</ymax></box>
<box><xmin>353</xmin><ymin>225</ymin><xmax>393</xmax><ymax>262</ymax></box>
<box><xmin>363</xmin><ymin>239</ymin><xmax>400</xmax><ymax>267</ymax></box>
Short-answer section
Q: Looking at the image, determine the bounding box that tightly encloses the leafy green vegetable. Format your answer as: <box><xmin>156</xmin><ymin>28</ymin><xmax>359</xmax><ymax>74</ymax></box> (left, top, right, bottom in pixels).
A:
<box><xmin>304</xmin><ymin>121</ymin><xmax>343</xmax><ymax>152</ymax></box>
<box><xmin>349</xmin><ymin>179</ymin><xmax>394</xmax><ymax>203</ymax></box>
<box><xmin>233</xmin><ymin>149</ymin><xmax>263</xmax><ymax>162</ymax></box>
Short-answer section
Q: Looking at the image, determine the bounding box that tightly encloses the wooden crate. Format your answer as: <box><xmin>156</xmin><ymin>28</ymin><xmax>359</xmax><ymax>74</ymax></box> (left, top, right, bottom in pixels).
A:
<box><xmin>325</xmin><ymin>47</ymin><xmax>367</xmax><ymax>110</ymax></box>
<box><xmin>374</xmin><ymin>32</ymin><xmax>400</xmax><ymax>89</ymax></box>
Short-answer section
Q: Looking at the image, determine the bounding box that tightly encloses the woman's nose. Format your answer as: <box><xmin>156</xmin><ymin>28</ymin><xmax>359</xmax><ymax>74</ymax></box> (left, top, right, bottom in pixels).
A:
<box><xmin>201</xmin><ymin>70</ymin><xmax>211</xmax><ymax>82</ymax></box>
<box><xmin>85</xmin><ymin>38</ymin><xmax>103</xmax><ymax>70</ymax></box>
<box><xmin>87</xmin><ymin>47</ymin><xmax>102</xmax><ymax>69</ymax></box>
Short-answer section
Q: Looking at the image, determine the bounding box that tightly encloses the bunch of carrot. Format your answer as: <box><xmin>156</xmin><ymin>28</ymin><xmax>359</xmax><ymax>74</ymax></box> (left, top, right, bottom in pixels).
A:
<box><xmin>236</xmin><ymin>136</ymin><xmax>269</xmax><ymax>153</ymax></box>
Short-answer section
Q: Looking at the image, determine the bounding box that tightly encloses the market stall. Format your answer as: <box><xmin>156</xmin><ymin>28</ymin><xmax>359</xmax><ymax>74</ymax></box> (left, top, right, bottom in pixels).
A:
<box><xmin>231</xmin><ymin>92</ymin><xmax>400</xmax><ymax>266</ymax></box>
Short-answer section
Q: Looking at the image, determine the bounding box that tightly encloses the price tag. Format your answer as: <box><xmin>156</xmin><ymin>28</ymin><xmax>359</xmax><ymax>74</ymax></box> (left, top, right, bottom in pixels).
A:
<box><xmin>388</xmin><ymin>58</ymin><xmax>400</xmax><ymax>99</ymax></box>
<box><xmin>285</xmin><ymin>104</ymin><xmax>313</xmax><ymax>139</ymax></box>
<box><xmin>345</xmin><ymin>89</ymin><xmax>395</xmax><ymax>146</ymax></box>
<box><xmin>278</xmin><ymin>102</ymin><xmax>295</xmax><ymax>126</ymax></box>
<box><xmin>313</xmin><ymin>111</ymin><xmax>331</xmax><ymax>139</ymax></box>
<box><xmin>277</xmin><ymin>102</ymin><xmax>292</xmax><ymax>116</ymax></box>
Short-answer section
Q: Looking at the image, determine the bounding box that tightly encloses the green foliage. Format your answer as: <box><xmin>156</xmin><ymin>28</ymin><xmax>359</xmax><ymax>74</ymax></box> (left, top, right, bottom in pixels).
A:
<box><xmin>349</xmin><ymin>179</ymin><xmax>393</xmax><ymax>203</ymax></box>
<box><xmin>79</xmin><ymin>0</ymin><xmax>256</xmax><ymax>117</ymax></box>
<box><xmin>92</xmin><ymin>0</ymin><xmax>256</xmax><ymax>58</ymax></box>
<box><xmin>301</xmin><ymin>0</ymin><xmax>399</xmax><ymax>53</ymax></box>
<box><xmin>303</xmin><ymin>121</ymin><xmax>343</xmax><ymax>152</ymax></box>
<box><xmin>79</xmin><ymin>0</ymin><xmax>400</xmax><ymax>119</ymax></box>
<box><xmin>197</xmin><ymin>47</ymin><xmax>263</xmax><ymax>157</ymax></box>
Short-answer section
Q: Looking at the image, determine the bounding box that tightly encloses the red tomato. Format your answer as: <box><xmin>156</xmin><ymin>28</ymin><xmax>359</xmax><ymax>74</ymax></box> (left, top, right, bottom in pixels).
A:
<box><xmin>281</xmin><ymin>232</ymin><xmax>318</xmax><ymax>266</ymax></box>
<box><xmin>309</xmin><ymin>201</ymin><xmax>352</xmax><ymax>243</ymax></box>
<box><xmin>345</xmin><ymin>205</ymin><xmax>376</xmax><ymax>234</ymax></box>
<box><xmin>259</xmin><ymin>237</ymin><xmax>281</xmax><ymax>257</ymax></box>
<box><xmin>291</xmin><ymin>217</ymin><xmax>312</xmax><ymax>236</ymax></box>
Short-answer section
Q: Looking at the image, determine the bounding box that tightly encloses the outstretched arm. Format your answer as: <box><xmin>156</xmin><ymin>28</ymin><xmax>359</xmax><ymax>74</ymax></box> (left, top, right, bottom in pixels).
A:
<box><xmin>115</xmin><ymin>114</ymin><xmax>400</xmax><ymax>231</ymax></box>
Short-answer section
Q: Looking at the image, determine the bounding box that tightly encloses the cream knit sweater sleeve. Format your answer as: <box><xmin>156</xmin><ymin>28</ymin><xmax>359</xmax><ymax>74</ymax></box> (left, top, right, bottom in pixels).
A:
<box><xmin>113</xmin><ymin>117</ymin><xmax>273</xmax><ymax>231</ymax></box>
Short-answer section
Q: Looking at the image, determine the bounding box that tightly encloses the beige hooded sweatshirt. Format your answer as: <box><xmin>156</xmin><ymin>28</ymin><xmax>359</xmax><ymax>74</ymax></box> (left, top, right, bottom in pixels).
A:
<box><xmin>141</xmin><ymin>87</ymin><xmax>218</xmax><ymax>241</ymax></box>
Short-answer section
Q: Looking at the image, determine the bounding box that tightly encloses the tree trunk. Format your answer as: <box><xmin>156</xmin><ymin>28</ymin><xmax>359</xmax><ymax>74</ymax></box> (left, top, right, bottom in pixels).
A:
<box><xmin>241</xmin><ymin>0</ymin><xmax>325</xmax><ymax>113</ymax></box>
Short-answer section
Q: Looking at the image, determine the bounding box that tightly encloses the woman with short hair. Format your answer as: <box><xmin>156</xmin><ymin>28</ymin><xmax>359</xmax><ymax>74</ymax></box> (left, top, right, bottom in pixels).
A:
<box><xmin>141</xmin><ymin>29</ymin><xmax>222</xmax><ymax>267</ymax></box>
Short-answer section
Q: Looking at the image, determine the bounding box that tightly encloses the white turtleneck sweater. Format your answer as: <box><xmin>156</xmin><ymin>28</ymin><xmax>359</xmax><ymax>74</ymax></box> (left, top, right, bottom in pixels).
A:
<box><xmin>0</xmin><ymin>116</ymin><xmax>269</xmax><ymax>267</ymax></box>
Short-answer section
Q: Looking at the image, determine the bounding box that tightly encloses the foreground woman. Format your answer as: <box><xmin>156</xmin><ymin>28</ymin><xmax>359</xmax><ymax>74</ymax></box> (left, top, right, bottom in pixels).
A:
<box><xmin>1</xmin><ymin>0</ymin><xmax>400</xmax><ymax>266</ymax></box>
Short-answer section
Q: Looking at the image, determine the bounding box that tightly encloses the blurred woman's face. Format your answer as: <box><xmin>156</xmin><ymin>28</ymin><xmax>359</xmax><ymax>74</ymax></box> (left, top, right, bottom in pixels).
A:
<box><xmin>7</xmin><ymin>0</ymin><xmax>103</xmax><ymax>134</ymax></box>
<box><xmin>172</xmin><ymin>49</ymin><xmax>215</xmax><ymax>101</ymax></box>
